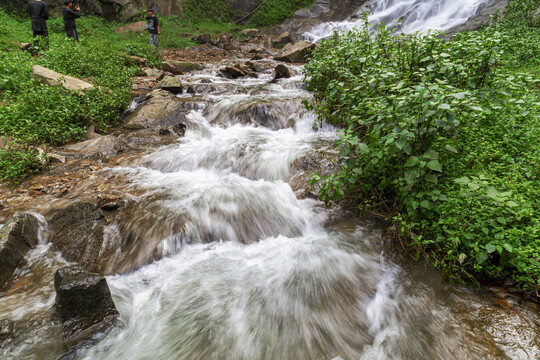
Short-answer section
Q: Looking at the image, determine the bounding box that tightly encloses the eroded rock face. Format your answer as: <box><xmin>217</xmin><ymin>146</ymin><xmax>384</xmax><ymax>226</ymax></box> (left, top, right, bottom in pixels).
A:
<box><xmin>54</xmin><ymin>265</ymin><xmax>119</xmax><ymax>347</ymax></box>
<box><xmin>0</xmin><ymin>213</ymin><xmax>39</xmax><ymax>289</ymax></box>
<box><xmin>49</xmin><ymin>203</ymin><xmax>105</xmax><ymax>269</ymax></box>
<box><xmin>32</xmin><ymin>65</ymin><xmax>94</xmax><ymax>92</ymax></box>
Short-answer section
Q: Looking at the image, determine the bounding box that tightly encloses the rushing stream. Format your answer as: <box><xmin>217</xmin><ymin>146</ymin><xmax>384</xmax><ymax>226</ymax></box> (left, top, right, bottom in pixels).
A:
<box><xmin>1</xmin><ymin>59</ymin><xmax>538</xmax><ymax>360</ymax></box>
<box><xmin>304</xmin><ymin>0</ymin><xmax>497</xmax><ymax>42</ymax></box>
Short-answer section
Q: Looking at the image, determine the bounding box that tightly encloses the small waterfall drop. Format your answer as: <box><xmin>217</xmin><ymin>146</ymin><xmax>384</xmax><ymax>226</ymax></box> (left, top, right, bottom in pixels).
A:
<box><xmin>304</xmin><ymin>0</ymin><xmax>494</xmax><ymax>43</ymax></box>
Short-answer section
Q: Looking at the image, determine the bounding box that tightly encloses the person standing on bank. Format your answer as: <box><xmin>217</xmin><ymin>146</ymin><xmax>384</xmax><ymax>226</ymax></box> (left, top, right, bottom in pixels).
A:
<box><xmin>143</xmin><ymin>9</ymin><xmax>160</xmax><ymax>49</ymax></box>
<box><xmin>27</xmin><ymin>0</ymin><xmax>49</xmax><ymax>48</ymax></box>
<box><xmin>63</xmin><ymin>0</ymin><xmax>81</xmax><ymax>42</ymax></box>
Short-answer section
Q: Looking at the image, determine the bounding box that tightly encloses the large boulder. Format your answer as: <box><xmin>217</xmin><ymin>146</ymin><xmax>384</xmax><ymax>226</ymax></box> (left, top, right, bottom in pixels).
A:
<box><xmin>54</xmin><ymin>265</ymin><xmax>119</xmax><ymax>347</ymax></box>
<box><xmin>162</xmin><ymin>61</ymin><xmax>205</xmax><ymax>74</ymax></box>
<box><xmin>155</xmin><ymin>76</ymin><xmax>184</xmax><ymax>95</ymax></box>
<box><xmin>122</xmin><ymin>89</ymin><xmax>187</xmax><ymax>131</ymax></box>
<box><xmin>272</xmin><ymin>32</ymin><xmax>293</xmax><ymax>48</ymax></box>
<box><xmin>32</xmin><ymin>65</ymin><xmax>94</xmax><ymax>92</ymax></box>
<box><xmin>220</xmin><ymin>66</ymin><xmax>247</xmax><ymax>79</ymax></box>
<box><xmin>0</xmin><ymin>213</ymin><xmax>39</xmax><ymax>289</ymax></box>
<box><xmin>275</xmin><ymin>41</ymin><xmax>316</xmax><ymax>63</ymax></box>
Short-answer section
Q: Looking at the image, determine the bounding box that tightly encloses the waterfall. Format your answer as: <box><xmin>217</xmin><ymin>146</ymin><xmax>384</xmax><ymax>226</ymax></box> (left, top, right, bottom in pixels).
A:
<box><xmin>304</xmin><ymin>0</ymin><xmax>494</xmax><ymax>43</ymax></box>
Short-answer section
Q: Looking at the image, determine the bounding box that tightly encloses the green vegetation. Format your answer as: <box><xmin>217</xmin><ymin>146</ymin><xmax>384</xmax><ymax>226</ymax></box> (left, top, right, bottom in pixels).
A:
<box><xmin>304</xmin><ymin>4</ymin><xmax>540</xmax><ymax>292</ymax></box>
<box><xmin>0</xmin><ymin>9</ymin><xmax>245</xmax><ymax>184</ymax></box>
<box><xmin>250</xmin><ymin>0</ymin><xmax>316</xmax><ymax>27</ymax></box>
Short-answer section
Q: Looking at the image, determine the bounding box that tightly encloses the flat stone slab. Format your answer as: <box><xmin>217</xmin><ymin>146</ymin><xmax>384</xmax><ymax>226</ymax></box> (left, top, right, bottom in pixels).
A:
<box><xmin>32</xmin><ymin>65</ymin><xmax>94</xmax><ymax>92</ymax></box>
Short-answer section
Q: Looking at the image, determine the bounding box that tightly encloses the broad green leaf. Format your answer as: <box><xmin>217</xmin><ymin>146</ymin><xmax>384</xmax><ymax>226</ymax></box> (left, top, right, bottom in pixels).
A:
<box><xmin>503</xmin><ymin>243</ymin><xmax>513</xmax><ymax>253</ymax></box>
<box><xmin>427</xmin><ymin>160</ymin><xmax>442</xmax><ymax>172</ymax></box>
<box><xmin>444</xmin><ymin>145</ymin><xmax>458</xmax><ymax>153</ymax></box>
<box><xmin>486</xmin><ymin>243</ymin><xmax>497</xmax><ymax>253</ymax></box>
<box><xmin>404</xmin><ymin>168</ymin><xmax>420</xmax><ymax>184</ymax></box>
<box><xmin>420</xmin><ymin>200</ymin><xmax>430</xmax><ymax>209</ymax></box>
<box><xmin>454</xmin><ymin>176</ymin><xmax>471</xmax><ymax>185</ymax></box>
<box><xmin>404</xmin><ymin>156</ymin><xmax>420</xmax><ymax>167</ymax></box>
<box><xmin>476</xmin><ymin>252</ymin><xmax>488</xmax><ymax>264</ymax></box>
<box><xmin>425</xmin><ymin>174</ymin><xmax>438</xmax><ymax>184</ymax></box>
<box><xmin>357</xmin><ymin>143</ymin><xmax>369</xmax><ymax>154</ymax></box>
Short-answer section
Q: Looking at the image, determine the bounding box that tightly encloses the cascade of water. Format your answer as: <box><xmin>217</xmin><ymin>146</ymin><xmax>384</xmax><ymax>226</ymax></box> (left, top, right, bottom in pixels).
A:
<box><xmin>1</xmin><ymin>61</ymin><xmax>539</xmax><ymax>360</ymax></box>
<box><xmin>304</xmin><ymin>0</ymin><xmax>494</xmax><ymax>43</ymax></box>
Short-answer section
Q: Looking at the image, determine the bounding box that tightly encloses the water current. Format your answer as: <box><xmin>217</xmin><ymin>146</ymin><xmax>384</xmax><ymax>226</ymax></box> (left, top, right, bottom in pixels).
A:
<box><xmin>304</xmin><ymin>0</ymin><xmax>497</xmax><ymax>43</ymax></box>
<box><xmin>1</xmin><ymin>59</ymin><xmax>538</xmax><ymax>359</ymax></box>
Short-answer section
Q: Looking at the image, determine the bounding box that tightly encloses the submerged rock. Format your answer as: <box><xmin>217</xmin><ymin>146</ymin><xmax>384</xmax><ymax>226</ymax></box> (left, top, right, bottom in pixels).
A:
<box><xmin>0</xmin><ymin>213</ymin><xmax>39</xmax><ymax>289</ymax></box>
<box><xmin>54</xmin><ymin>265</ymin><xmax>119</xmax><ymax>348</ymax></box>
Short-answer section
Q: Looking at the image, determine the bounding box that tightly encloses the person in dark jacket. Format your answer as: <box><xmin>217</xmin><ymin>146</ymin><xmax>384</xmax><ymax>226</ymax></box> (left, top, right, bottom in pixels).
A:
<box><xmin>27</xmin><ymin>0</ymin><xmax>49</xmax><ymax>48</ymax></box>
<box><xmin>62</xmin><ymin>0</ymin><xmax>81</xmax><ymax>42</ymax></box>
<box><xmin>142</xmin><ymin>9</ymin><xmax>160</xmax><ymax>49</ymax></box>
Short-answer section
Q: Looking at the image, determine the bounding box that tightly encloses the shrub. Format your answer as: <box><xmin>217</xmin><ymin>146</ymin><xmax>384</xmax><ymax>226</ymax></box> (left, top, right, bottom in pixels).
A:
<box><xmin>250</xmin><ymin>0</ymin><xmax>315</xmax><ymax>27</ymax></box>
<box><xmin>304</xmin><ymin>15</ymin><xmax>540</xmax><ymax>290</ymax></box>
<box><xmin>0</xmin><ymin>141</ymin><xmax>46</xmax><ymax>183</ymax></box>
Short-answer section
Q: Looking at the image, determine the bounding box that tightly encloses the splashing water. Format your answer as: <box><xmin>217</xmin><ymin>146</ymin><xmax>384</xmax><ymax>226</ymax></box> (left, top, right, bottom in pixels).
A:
<box><xmin>304</xmin><ymin>0</ymin><xmax>494</xmax><ymax>43</ymax></box>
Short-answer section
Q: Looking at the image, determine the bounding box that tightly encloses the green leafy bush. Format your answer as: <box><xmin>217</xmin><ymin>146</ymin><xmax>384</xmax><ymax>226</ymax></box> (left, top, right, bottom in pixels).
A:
<box><xmin>0</xmin><ymin>141</ymin><xmax>46</xmax><ymax>183</ymax></box>
<box><xmin>304</xmin><ymin>15</ymin><xmax>540</xmax><ymax>290</ymax></box>
<box><xmin>250</xmin><ymin>0</ymin><xmax>315</xmax><ymax>27</ymax></box>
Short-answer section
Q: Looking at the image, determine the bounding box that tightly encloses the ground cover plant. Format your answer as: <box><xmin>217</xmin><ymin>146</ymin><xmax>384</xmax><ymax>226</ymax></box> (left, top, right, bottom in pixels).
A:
<box><xmin>0</xmin><ymin>8</ymin><xmax>246</xmax><ymax>183</ymax></box>
<box><xmin>304</xmin><ymin>5</ymin><xmax>540</xmax><ymax>293</ymax></box>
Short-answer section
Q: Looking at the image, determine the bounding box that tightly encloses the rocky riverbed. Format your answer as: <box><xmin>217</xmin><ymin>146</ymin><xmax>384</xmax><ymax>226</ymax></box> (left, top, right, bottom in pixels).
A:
<box><xmin>1</xmin><ymin>23</ymin><xmax>539</xmax><ymax>360</ymax></box>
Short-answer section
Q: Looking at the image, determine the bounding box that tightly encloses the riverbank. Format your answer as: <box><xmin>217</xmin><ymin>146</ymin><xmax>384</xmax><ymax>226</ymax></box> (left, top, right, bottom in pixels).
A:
<box><xmin>304</xmin><ymin>2</ymin><xmax>540</xmax><ymax>296</ymax></box>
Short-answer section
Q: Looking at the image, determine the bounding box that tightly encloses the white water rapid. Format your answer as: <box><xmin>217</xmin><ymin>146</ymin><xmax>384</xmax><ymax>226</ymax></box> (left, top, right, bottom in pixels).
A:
<box><xmin>304</xmin><ymin>0</ymin><xmax>495</xmax><ymax>43</ymax></box>
<box><xmin>1</xmin><ymin>60</ymin><xmax>539</xmax><ymax>360</ymax></box>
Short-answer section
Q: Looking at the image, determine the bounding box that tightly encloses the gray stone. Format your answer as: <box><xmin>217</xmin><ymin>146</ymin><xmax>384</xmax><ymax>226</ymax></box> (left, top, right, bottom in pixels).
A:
<box><xmin>162</xmin><ymin>61</ymin><xmax>204</xmax><ymax>74</ymax></box>
<box><xmin>155</xmin><ymin>76</ymin><xmax>184</xmax><ymax>95</ymax></box>
<box><xmin>275</xmin><ymin>41</ymin><xmax>316</xmax><ymax>63</ymax></box>
<box><xmin>194</xmin><ymin>33</ymin><xmax>212</xmax><ymax>44</ymax></box>
<box><xmin>32</xmin><ymin>65</ymin><xmax>94</xmax><ymax>92</ymax></box>
<box><xmin>272</xmin><ymin>32</ymin><xmax>293</xmax><ymax>48</ymax></box>
<box><xmin>54</xmin><ymin>265</ymin><xmax>119</xmax><ymax>347</ymax></box>
<box><xmin>242</xmin><ymin>28</ymin><xmax>259</xmax><ymax>37</ymax></box>
<box><xmin>59</xmin><ymin>135</ymin><xmax>118</xmax><ymax>160</ymax></box>
<box><xmin>0</xmin><ymin>213</ymin><xmax>39</xmax><ymax>289</ymax></box>
<box><xmin>221</xmin><ymin>66</ymin><xmax>247</xmax><ymax>79</ymax></box>
<box><xmin>122</xmin><ymin>89</ymin><xmax>187</xmax><ymax>131</ymax></box>
<box><xmin>272</xmin><ymin>64</ymin><xmax>292</xmax><ymax>82</ymax></box>
<box><xmin>128</xmin><ymin>55</ymin><xmax>148</xmax><ymax>67</ymax></box>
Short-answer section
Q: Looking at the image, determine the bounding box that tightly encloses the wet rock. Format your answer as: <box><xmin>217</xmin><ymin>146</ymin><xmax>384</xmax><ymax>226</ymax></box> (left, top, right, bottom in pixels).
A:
<box><xmin>58</xmin><ymin>135</ymin><xmax>118</xmax><ymax>160</ymax></box>
<box><xmin>54</xmin><ymin>265</ymin><xmax>119</xmax><ymax>347</ymax></box>
<box><xmin>221</xmin><ymin>66</ymin><xmax>247</xmax><ymax>79</ymax></box>
<box><xmin>0</xmin><ymin>213</ymin><xmax>39</xmax><ymax>289</ymax></box>
<box><xmin>272</xmin><ymin>32</ymin><xmax>293</xmax><ymax>48</ymax></box>
<box><xmin>446</xmin><ymin>0</ymin><xmax>510</xmax><ymax>36</ymax></box>
<box><xmin>275</xmin><ymin>41</ymin><xmax>316</xmax><ymax>63</ymax></box>
<box><xmin>250</xmin><ymin>54</ymin><xmax>263</xmax><ymax>61</ymax></box>
<box><xmin>194</xmin><ymin>33</ymin><xmax>212</xmax><ymax>44</ymax></box>
<box><xmin>144</xmin><ymin>68</ymin><xmax>163</xmax><ymax>77</ymax></box>
<box><xmin>49</xmin><ymin>203</ymin><xmax>105</xmax><ymax>268</ymax></box>
<box><xmin>0</xmin><ymin>319</ymin><xmax>14</xmax><ymax>344</ymax></box>
<box><xmin>223</xmin><ymin>43</ymin><xmax>237</xmax><ymax>51</ymax></box>
<box><xmin>216</xmin><ymin>33</ymin><xmax>233</xmax><ymax>46</ymax></box>
<box><xmin>48</xmin><ymin>153</ymin><xmax>66</xmax><ymax>164</ymax></box>
<box><xmin>161</xmin><ymin>62</ymin><xmax>184</xmax><ymax>75</ymax></box>
<box><xmin>242</xmin><ymin>28</ymin><xmax>259</xmax><ymax>37</ymax></box>
<box><xmin>272</xmin><ymin>64</ymin><xmax>292</xmax><ymax>82</ymax></box>
<box><xmin>187</xmin><ymin>86</ymin><xmax>196</xmax><ymax>95</ymax></box>
<box><xmin>155</xmin><ymin>75</ymin><xmax>183</xmax><ymax>95</ymax></box>
<box><xmin>32</xmin><ymin>65</ymin><xmax>94</xmax><ymax>92</ymax></box>
<box><xmin>122</xmin><ymin>89</ymin><xmax>187</xmax><ymax>131</ymax></box>
<box><xmin>163</xmin><ymin>61</ymin><xmax>204</xmax><ymax>74</ymax></box>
